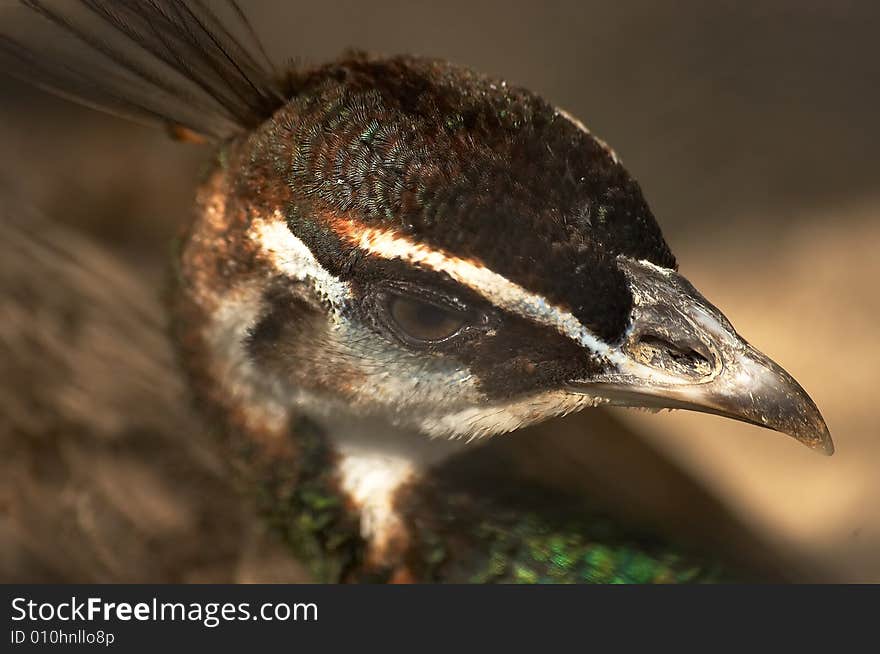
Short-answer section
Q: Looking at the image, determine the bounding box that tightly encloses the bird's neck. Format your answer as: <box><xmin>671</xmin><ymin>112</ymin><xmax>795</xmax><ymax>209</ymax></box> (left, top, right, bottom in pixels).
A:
<box><xmin>297</xmin><ymin>405</ymin><xmax>471</xmax><ymax>567</ymax></box>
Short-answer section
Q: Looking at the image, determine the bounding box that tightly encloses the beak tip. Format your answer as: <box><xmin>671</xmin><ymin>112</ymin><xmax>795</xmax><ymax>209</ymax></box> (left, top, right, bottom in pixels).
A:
<box><xmin>738</xmin><ymin>347</ymin><xmax>835</xmax><ymax>457</ymax></box>
<box><xmin>809</xmin><ymin>423</ymin><xmax>835</xmax><ymax>456</ymax></box>
<box><xmin>780</xmin><ymin>410</ymin><xmax>833</xmax><ymax>455</ymax></box>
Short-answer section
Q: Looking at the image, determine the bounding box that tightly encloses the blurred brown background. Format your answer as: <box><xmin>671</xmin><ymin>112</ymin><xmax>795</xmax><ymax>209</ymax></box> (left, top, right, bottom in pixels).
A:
<box><xmin>1</xmin><ymin>1</ymin><xmax>878</xmax><ymax>581</ymax></box>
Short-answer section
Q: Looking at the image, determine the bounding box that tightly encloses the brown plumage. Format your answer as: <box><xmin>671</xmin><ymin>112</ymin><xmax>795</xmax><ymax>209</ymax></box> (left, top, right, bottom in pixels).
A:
<box><xmin>0</xmin><ymin>205</ymin><xmax>307</xmax><ymax>582</ymax></box>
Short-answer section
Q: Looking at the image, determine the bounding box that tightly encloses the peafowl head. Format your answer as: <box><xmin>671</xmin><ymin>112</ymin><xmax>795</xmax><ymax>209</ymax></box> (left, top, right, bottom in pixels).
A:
<box><xmin>173</xmin><ymin>52</ymin><xmax>832</xmax><ymax>454</ymax></box>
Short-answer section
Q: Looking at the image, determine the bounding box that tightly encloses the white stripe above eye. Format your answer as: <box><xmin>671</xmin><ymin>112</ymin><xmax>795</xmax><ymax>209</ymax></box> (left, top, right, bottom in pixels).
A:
<box><xmin>250</xmin><ymin>214</ymin><xmax>350</xmax><ymax>304</ymax></box>
<box><xmin>333</xmin><ymin>219</ymin><xmax>623</xmax><ymax>361</ymax></box>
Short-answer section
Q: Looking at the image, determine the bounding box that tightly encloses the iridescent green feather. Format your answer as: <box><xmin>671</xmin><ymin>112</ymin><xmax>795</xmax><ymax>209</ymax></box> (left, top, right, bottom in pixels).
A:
<box><xmin>400</xmin><ymin>482</ymin><xmax>732</xmax><ymax>584</ymax></box>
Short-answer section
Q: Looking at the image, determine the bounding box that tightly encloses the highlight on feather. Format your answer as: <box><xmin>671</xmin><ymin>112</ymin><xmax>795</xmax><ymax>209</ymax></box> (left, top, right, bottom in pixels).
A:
<box><xmin>0</xmin><ymin>0</ymin><xmax>290</xmax><ymax>141</ymax></box>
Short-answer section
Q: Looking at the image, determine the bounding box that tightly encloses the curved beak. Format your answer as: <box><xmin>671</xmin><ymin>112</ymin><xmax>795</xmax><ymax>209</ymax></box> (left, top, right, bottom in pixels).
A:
<box><xmin>569</xmin><ymin>258</ymin><xmax>833</xmax><ymax>455</ymax></box>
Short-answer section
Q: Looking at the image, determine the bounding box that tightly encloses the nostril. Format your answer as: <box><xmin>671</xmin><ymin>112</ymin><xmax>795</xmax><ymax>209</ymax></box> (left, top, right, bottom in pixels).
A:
<box><xmin>629</xmin><ymin>333</ymin><xmax>713</xmax><ymax>379</ymax></box>
<box><xmin>638</xmin><ymin>334</ymin><xmax>709</xmax><ymax>366</ymax></box>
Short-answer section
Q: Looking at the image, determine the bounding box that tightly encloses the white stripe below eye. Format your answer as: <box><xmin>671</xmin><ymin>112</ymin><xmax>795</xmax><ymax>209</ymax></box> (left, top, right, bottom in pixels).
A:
<box><xmin>334</xmin><ymin>219</ymin><xmax>623</xmax><ymax>362</ymax></box>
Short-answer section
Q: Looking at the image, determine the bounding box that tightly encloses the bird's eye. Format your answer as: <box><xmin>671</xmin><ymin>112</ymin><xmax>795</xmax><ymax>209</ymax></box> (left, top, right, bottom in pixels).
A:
<box><xmin>386</xmin><ymin>294</ymin><xmax>468</xmax><ymax>344</ymax></box>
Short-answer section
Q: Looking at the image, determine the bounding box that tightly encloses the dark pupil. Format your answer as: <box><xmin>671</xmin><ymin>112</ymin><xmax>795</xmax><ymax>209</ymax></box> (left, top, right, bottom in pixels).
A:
<box><xmin>390</xmin><ymin>296</ymin><xmax>464</xmax><ymax>341</ymax></box>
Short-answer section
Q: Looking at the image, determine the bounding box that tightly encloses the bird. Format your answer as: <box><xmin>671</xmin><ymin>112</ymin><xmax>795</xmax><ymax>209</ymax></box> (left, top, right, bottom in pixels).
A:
<box><xmin>0</xmin><ymin>1</ymin><xmax>833</xmax><ymax>583</ymax></box>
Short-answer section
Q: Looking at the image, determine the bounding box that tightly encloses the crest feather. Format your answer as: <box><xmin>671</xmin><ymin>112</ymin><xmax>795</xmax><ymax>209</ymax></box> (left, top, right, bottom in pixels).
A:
<box><xmin>0</xmin><ymin>0</ymin><xmax>289</xmax><ymax>140</ymax></box>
